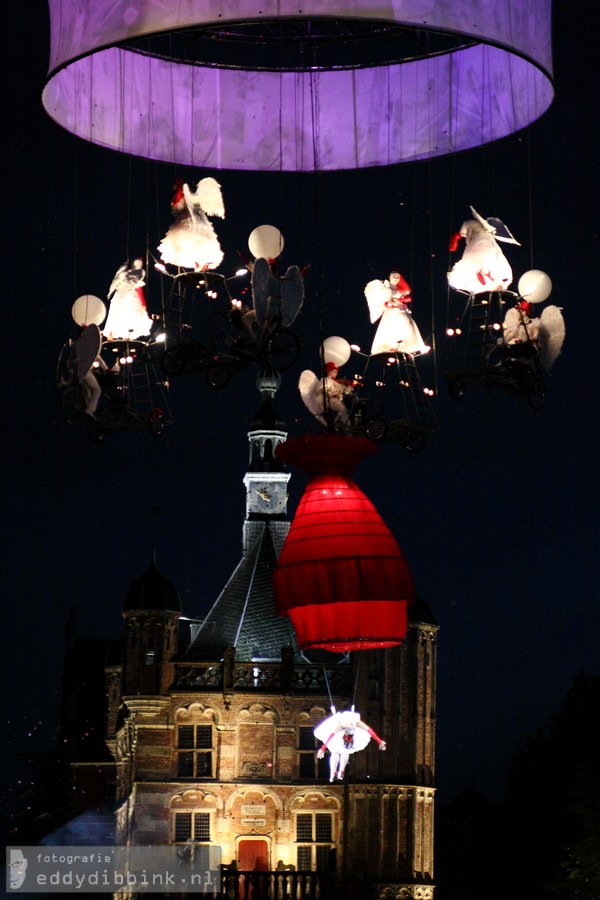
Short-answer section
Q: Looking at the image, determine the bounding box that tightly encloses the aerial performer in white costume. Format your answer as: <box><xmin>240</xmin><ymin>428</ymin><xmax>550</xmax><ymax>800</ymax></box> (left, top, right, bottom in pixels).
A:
<box><xmin>103</xmin><ymin>259</ymin><xmax>153</xmax><ymax>340</ymax></box>
<box><xmin>448</xmin><ymin>206</ymin><xmax>519</xmax><ymax>294</ymax></box>
<box><xmin>299</xmin><ymin>361</ymin><xmax>358</xmax><ymax>433</ymax></box>
<box><xmin>502</xmin><ymin>293</ymin><xmax>565</xmax><ymax>371</ymax></box>
<box><xmin>314</xmin><ymin>708</ymin><xmax>386</xmax><ymax>782</ymax></box>
<box><xmin>158</xmin><ymin>177</ymin><xmax>225</xmax><ymax>270</ymax></box>
<box><xmin>364</xmin><ymin>271</ymin><xmax>430</xmax><ymax>356</ymax></box>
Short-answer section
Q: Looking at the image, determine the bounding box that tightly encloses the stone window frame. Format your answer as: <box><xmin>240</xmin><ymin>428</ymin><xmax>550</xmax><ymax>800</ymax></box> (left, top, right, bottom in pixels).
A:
<box><xmin>172</xmin><ymin>810</ymin><xmax>212</xmax><ymax>843</ymax></box>
<box><xmin>176</xmin><ymin>724</ymin><xmax>214</xmax><ymax>779</ymax></box>
<box><xmin>294</xmin><ymin>811</ymin><xmax>334</xmax><ymax>871</ymax></box>
<box><xmin>297</xmin><ymin>726</ymin><xmax>329</xmax><ymax>781</ymax></box>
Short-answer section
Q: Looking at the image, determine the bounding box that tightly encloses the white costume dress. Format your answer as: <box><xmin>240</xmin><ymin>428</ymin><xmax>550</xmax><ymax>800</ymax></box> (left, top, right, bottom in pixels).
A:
<box><xmin>103</xmin><ymin>260</ymin><xmax>153</xmax><ymax>340</ymax></box>
<box><xmin>364</xmin><ymin>273</ymin><xmax>429</xmax><ymax>356</ymax></box>
<box><xmin>448</xmin><ymin>207</ymin><xmax>518</xmax><ymax>294</ymax></box>
<box><xmin>158</xmin><ymin>178</ymin><xmax>224</xmax><ymax>270</ymax></box>
<box><xmin>314</xmin><ymin>710</ymin><xmax>385</xmax><ymax>781</ymax></box>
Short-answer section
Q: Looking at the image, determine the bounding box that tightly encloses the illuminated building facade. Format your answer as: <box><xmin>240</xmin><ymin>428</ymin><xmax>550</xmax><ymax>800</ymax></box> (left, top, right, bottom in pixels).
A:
<box><xmin>106</xmin><ymin>375</ymin><xmax>438</xmax><ymax>899</ymax></box>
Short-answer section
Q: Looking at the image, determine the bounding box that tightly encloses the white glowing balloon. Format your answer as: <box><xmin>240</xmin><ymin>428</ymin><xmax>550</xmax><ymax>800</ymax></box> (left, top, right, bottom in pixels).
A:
<box><xmin>322</xmin><ymin>336</ymin><xmax>351</xmax><ymax>367</ymax></box>
<box><xmin>72</xmin><ymin>294</ymin><xmax>107</xmax><ymax>326</ymax></box>
<box><xmin>518</xmin><ymin>270</ymin><xmax>552</xmax><ymax>304</ymax></box>
<box><xmin>248</xmin><ymin>225</ymin><xmax>284</xmax><ymax>260</ymax></box>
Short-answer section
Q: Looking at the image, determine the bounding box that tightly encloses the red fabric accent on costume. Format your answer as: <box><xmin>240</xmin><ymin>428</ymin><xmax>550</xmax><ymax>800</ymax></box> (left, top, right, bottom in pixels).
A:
<box><xmin>448</xmin><ymin>232</ymin><xmax>462</xmax><ymax>252</ymax></box>
<box><xmin>171</xmin><ymin>178</ymin><xmax>185</xmax><ymax>211</ymax></box>
<box><xmin>322</xmin><ymin>731</ymin><xmax>336</xmax><ymax>750</ymax></box>
<box><xmin>136</xmin><ymin>286</ymin><xmax>147</xmax><ymax>308</ymax></box>
<box><xmin>366</xmin><ymin>726</ymin><xmax>384</xmax><ymax>745</ymax></box>
<box><xmin>395</xmin><ymin>274</ymin><xmax>411</xmax><ymax>296</ymax></box>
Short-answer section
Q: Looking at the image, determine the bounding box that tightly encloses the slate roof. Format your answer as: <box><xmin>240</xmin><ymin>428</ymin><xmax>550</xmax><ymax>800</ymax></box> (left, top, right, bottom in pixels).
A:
<box><xmin>408</xmin><ymin>596</ymin><xmax>438</xmax><ymax>627</ymax></box>
<box><xmin>123</xmin><ymin>562</ymin><xmax>181</xmax><ymax>612</ymax></box>
<box><xmin>180</xmin><ymin>521</ymin><xmax>300</xmax><ymax>663</ymax></box>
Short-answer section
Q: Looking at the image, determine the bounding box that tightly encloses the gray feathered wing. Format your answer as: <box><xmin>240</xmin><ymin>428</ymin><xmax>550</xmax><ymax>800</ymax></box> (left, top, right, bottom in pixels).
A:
<box><xmin>252</xmin><ymin>258</ymin><xmax>304</xmax><ymax>329</ymax></box>
<box><xmin>538</xmin><ymin>305</ymin><xmax>565</xmax><ymax>370</ymax></box>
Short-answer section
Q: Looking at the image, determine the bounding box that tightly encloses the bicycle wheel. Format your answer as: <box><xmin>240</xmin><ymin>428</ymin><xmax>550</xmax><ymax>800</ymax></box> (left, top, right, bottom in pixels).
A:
<box><xmin>448</xmin><ymin>377</ymin><xmax>465</xmax><ymax>400</ymax></box>
<box><xmin>206</xmin><ymin>364</ymin><xmax>234</xmax><ymax>389</ymax></box>
<box><xmin>161</xmin><ymin>346</ymin><xmax>186</xmax><ymax>376</ymax></box>
<box><xmin>401</xmin><ymin>429</ymin><xmax>426</xmax><ymax>453</ymax></box>
<box><xmin>518</xmin><ymin>365</ymin><xmax>536</xmax><ymax>394</ymax></box>
<box><xmin>148</xmin><ymin>408</ymin><xmax>166</xmax><ymax>435</ymax></box>
<box><xmin>365</xmin><ymin>416</ymin><xmax>387</xmax><ymax>441</ymax></box>
<box><xmin>60</xmin><ymin>386</ymin><xmax>84</xmax><ymax>425</ymax></box>
<box><xmin>527</xmin><ymin>380</ymin><xmax>547</xmax><ymax>411</ymax></box>
<box><xmin>265</xmin><ymin>327</ymin><xmax>301</xmax><ymax>371</ymax></box>
<box><xmin>56</xmin><ymin>342</ymin><xmax>76</xmax><ymax>389</ymax></box>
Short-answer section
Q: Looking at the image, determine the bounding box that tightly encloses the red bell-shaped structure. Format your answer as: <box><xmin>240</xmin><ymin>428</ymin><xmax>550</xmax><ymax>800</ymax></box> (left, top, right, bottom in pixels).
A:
<box><xmin>273</xmin><ymin>435</ymin><xmax>414</xmax><ymax>652</ymax></box>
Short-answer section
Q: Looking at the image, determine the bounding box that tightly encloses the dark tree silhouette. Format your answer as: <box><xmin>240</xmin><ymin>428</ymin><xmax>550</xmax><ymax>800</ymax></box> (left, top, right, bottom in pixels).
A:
<box><xmin>498</xmin><ymin>669</ymin><xmax>600</xmax><ymax>900</ymax></box>
<box><xmin>435</xmin><ymin>670</ymin><xmax>600</xmax><ymax>900</ymax></box>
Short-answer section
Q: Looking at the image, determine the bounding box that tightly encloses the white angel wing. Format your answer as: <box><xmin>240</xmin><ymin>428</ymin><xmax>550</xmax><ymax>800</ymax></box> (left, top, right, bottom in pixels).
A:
<box><xmin>184</xmin><ymin>177</ymin><xmax>225</xmax><ymax>219</ymax></box>
<box><xmin>469</xmin><ymin>206</ymin><xmax>495</xmax><ymax>233</ymax></box>
<box><xmin>538</xmin><ymin>305</ymin><xmax>565</xmax><ymax>370</ymax></box>
<box><xmin>108</xmin><ymin>260</ymin><xmax>145</xmax><ymax>298</ymax></box>
<box><xmin>108</xmin><ymin>262</ymin><xmax>129</xmax><ymax>298</ymax></box>
<box><xmin>299</xmin><ymin>370</ymin><xmax>350</xmax><ymax>430</ymax></box>
<box><xmin>469</xmin><ymin>205</ymin><xmax>519</xmax><ymax>245</ymax></box>
<box><xmin>299</xmin><ymin>370</ymin><xmax>325</xmax><ymax>419</ymax></box>
<box><xmin>364</xmin><ymin>279</ymin><xmax>391</xmax><ymax>323</ymax></box>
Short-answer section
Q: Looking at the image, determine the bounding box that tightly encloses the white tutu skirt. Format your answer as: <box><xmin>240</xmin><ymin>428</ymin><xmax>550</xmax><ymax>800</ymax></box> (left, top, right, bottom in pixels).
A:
<box><xmin>313</xmin><ymin>712</ymin><xmax>371</xmax><ymax>754</ymax></box>
<box><xmin>371</xmin><ymin>308</ymin><xmax>429</xmax><ymax>356</ymax></box>
<box><xmin>103</xmin><ymin>288</ymin><xmax>153</xmax><ymax>340</ymax></box>
<box><xmin>158</xmin><ymin>217</ymin><xmax>224</xmax><ymax>270</ymax></box>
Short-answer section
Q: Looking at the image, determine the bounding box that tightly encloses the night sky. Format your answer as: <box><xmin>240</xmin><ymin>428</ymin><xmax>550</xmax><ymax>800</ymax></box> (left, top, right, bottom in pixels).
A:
<box><xmin>2</xmin><ymin>1</ymin><xmax>599</xmax><ymax>839</ymax></box>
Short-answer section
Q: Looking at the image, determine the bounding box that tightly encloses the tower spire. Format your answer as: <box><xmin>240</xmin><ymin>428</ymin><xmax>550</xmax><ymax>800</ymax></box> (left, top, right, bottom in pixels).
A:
<box><xmin>244</xmin><ymin>370</ymin><xmax>291</xmax><ymax>523</ymax></box>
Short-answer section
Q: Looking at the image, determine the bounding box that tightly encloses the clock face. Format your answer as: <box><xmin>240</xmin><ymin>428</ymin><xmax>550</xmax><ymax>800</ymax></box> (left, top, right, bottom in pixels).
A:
<box><xmin>253</xmin><ymin>481</ymin><xmax>287</xmax><ymax>513</ymax></box>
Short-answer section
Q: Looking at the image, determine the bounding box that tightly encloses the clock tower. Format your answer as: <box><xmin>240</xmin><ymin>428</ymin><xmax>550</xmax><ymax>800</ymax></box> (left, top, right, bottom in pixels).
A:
<box><xmin>243</xmin><ymin>370</ymin><xmax>290</xmax><ymax>521</ymax></box>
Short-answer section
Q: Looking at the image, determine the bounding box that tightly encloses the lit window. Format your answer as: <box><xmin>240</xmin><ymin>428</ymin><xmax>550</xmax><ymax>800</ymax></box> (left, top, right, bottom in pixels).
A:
<box><xmin>295</xmin><ymin>812</ymin><xmax>334</xmax><ymax>871</ymax></box>
<box><xmin>296</xmin><ymin>814</ymin><xmax>313</xmax><ymax>842</ymax></box>
<box><xmin>297</xmin><ymin>846</ymin><xmax>311</xmax><ymax>870</ymax></box>
<box><xmin>177</xmin><ymin>725</ymin><xmax>213</xmax><ymax>778</ymax></box>
<box><xmin>173</xmin><ymin>812</ymin><xmax>211</xmax><ymax>842</ymax></box>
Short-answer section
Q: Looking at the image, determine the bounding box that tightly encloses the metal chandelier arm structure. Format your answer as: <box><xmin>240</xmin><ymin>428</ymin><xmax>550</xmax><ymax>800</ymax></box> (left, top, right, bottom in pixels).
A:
<box><xmin>43</xmin><ymin>0</ymin><xmax>554</xmax><ymax>171</ymax></box>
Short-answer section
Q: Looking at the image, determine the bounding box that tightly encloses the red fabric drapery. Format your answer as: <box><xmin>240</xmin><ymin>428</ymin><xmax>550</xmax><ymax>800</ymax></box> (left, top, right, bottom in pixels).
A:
<box><xmin>273</xmin><ymin>435</ymin><xmax>414</xmax><ymax>651</ymax></box>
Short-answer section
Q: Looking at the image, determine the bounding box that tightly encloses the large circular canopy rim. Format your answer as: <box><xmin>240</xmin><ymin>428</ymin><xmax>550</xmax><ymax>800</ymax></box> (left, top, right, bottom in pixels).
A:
<box><xmin>46</xmin><ymin>18</ymin><xmax>482</xmax><ymax>75</ymax></box>
<box><xmin>43</xmin><ymin>0</ymin><xmax>554</xmax><ymax>171</ymax></box>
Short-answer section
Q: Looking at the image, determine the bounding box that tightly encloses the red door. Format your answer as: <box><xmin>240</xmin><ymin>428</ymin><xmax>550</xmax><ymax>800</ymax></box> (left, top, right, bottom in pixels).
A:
<box><xmin>238</xmin><ymin>840</ymin><xmax>269</xmax><ymax>871</ymax></box>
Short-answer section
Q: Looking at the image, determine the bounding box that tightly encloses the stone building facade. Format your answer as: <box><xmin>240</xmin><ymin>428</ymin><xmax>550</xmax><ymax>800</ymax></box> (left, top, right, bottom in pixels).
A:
<box><xmin>106</xmin><ymin>375</ymin><xmax>438</xmax><ymax>899</ymax></box>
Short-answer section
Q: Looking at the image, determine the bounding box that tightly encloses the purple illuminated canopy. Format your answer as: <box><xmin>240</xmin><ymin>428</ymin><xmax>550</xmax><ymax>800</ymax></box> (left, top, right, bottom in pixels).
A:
<box><xmin>42</xmin><ymin>0</ymin><xmax>554</xmax><ymax>172</ymax></box>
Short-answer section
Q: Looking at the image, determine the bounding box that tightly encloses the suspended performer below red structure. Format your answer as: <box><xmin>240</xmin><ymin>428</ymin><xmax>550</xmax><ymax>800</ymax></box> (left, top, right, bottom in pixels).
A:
<box><xmin>272</xmin><ymin>434</ymin><xmax>414</xmax><ymax>651</ymax></box>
